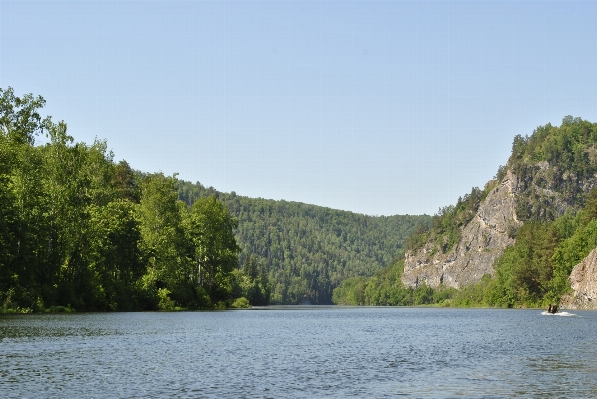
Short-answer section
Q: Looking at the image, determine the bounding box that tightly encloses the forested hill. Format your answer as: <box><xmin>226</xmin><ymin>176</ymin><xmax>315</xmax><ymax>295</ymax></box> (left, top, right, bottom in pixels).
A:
<box><xmin>178</xmin><ymin>181</ymin><xmax>430</xmax><ymax>304</ymax></box>
<box><xmin>401</xmin><ymin>117</ymin><xmax>597</xmax><ymax>290</ymax></box>
<box><xmin>333</xmin><ymin>116</ymin><xmax>597</xmax><ymax>309</ymax></box>
<box><xmin>0</xmin><ymin>87</ymin><xmax>429</xmax><ymax>311</ymax></box>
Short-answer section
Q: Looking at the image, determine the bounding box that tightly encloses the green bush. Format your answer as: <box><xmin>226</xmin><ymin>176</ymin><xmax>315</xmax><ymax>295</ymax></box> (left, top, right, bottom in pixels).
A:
<box><xmin>230</xmin><ymin>297</ymin><xmax>250</xmax><ymax>308</ymax></box>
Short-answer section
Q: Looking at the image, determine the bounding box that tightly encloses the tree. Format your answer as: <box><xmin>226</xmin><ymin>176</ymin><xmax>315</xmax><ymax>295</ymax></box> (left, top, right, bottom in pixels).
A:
<box><xmin>112</xmin><ymin>160</ymin><xmax>140</xmax><ymax>202</ymax></box>
<box><xmin>185</xmin><ymin>196</ymin><xmax>239</xmax><ymax>304</ymax></box>
<box><xmin>86</xmin><ymin>200</ymin><xmax>144</xmax><ymax>310</ymax></box>
<box><xmin>236</xmin><ymin>254</ymin><xmax>270</xmax><ymax>305</ymax></box>
<box><xmin>137</xmin><ymin>173</ymin><xmax>189</xmax><ymax>308</ymax></box>
<box><xmin>0</xmin><ymin>87</ymin><xmax>50</xmax><ymax>145</ymax></box>
<box><xmin>0</xmin><ymin>88</ymin><xmax>50</xmax><ymax>310</ymax></box>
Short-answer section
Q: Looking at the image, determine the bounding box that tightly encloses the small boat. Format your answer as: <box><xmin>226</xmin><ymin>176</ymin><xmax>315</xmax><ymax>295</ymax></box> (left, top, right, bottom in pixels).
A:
<box><xmin>547</xmin><ymin>304</ymin><xmax>558</xmax><ymax>314</ymax></box>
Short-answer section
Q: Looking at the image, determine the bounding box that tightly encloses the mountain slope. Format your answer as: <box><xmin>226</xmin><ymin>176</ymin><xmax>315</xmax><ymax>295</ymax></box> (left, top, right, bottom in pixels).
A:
<box><xmin>178</xmin><ymin>181</ymin><xmax>430</xmax><ymax>304</ymax></box>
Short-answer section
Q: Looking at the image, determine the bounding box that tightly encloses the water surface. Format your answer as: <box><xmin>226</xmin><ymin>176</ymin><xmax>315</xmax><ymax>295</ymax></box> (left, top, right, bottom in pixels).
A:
<box><xmin>1</xmin><ymin>307</ymin><xmax>596</xmax><ymax>398</ymax></box>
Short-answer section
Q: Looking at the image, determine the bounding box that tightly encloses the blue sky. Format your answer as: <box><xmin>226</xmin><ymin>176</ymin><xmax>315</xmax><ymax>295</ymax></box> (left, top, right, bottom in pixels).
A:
<box><xmin>2</xmin><ymin>1</ymin><xmax>596</xmax><ymax>216</ymax></box>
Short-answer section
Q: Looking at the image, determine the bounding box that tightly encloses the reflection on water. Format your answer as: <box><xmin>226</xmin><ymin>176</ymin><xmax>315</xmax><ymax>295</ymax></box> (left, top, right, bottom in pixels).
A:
<box><xmin>1</xmin><ymin>308</ymin><xmax>597</xmax><ymax>398</ymax></box>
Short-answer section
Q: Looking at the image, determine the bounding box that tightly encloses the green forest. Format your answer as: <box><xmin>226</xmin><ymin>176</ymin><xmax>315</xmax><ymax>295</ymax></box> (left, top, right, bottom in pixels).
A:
<box><xmin>333</xmin><ymin>117</ymin><xmax>597</xmax><ymax>308</ymax></box>
<box><xmin>4</xmin><ymin>87</ymin><xmax>594</xmax><ymax>312</ymax></box>
<box><xmin>0</xmin><ymin>87</ymin><xmax>427</xmax><ymax>312</ymax></box>
<box><xmin>0</xmin><ymin>88</ymin><xmax>247</xmax><ymax>312</ymax></box>
<box><xmin>178</xmin><ymin>182</ymin><xmax>429</xmax><ymax>304</ymax></box>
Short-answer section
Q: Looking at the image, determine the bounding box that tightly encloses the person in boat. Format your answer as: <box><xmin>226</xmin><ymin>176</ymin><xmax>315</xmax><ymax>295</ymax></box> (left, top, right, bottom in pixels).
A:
<box><xmin>548</xmin><ymin>304</ymin><xmax>553</xmax><ymax>313</ymax></box>
<box><xmin>547</xmin><ymin>304</ymin><xmax>558</xmax><ymax>314</ymax></box>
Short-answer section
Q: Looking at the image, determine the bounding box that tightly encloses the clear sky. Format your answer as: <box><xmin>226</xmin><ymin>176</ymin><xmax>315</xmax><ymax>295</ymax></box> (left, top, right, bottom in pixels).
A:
<box><xmin>1</xmin><ymin>1</ymin><xmax>596</xmax><ymax>216</ymax></box>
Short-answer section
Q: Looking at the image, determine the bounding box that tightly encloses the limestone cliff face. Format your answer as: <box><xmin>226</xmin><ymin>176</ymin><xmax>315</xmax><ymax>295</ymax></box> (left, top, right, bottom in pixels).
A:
<box><xmin>401</xmin><ymin>157</ymin><xmax>597</xmax><ymax>290</ymax></box>
<box><xmin>402</xmin><ymin>170</ymin><xmax>523</xmax><ymax>289</ymax></box>
<box><xmin>561</xmin><ymin>248</ymin><xmax>597</xmax><ymax>310</ymax></box>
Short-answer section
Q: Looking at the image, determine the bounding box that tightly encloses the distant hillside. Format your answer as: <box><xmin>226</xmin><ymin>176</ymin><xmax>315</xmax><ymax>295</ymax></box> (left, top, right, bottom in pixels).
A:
<box><xmin>178</xmin><ymin>181</ymin><xmax>430</xmax><ymax>304</ymax></box>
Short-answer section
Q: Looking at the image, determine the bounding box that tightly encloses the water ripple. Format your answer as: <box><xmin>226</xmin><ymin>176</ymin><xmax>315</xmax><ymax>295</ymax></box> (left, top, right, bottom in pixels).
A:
<box><xmin>1</xmin><ymin>308</ymin><xmax>597</xmax><ymax>398</ymax></box>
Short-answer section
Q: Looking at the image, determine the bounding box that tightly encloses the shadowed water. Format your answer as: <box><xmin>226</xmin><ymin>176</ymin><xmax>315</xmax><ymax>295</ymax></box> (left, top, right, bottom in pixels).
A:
<box><xmin>1</xmin><ymin>307</ymin><xmax>596</xmax><ymax>398</ymax></box>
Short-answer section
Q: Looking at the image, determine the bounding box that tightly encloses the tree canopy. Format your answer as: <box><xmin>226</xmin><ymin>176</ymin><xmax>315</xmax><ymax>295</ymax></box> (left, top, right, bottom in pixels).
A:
<box><xmin>0</xmin><ymin>88</ymin><xmax>241</xmax><ymax>312</ymax></box>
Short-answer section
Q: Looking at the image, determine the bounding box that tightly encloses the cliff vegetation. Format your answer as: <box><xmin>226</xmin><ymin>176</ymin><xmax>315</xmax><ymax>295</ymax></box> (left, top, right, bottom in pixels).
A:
<box><xmin>333</xmin><ymin>117</ymin><xmax>597</xmax><ymax>308</ymax></box>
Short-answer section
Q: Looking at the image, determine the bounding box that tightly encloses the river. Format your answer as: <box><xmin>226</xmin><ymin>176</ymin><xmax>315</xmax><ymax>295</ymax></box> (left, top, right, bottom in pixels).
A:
<box><xmin>1</xmin><ymin>307</ymin><xmax>596</xmax><ymax>398</ymax></box>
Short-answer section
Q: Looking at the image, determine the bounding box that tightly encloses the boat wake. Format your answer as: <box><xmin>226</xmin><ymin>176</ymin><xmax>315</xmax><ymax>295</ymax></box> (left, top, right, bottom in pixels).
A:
<box><xmin>540</xmin><ymin>311</ymin><xmax>577</xmax><ymax>317</ymax></box>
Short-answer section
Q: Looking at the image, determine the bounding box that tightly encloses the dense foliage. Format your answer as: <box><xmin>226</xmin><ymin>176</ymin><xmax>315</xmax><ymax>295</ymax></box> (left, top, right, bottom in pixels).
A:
<box><xmin>510</xmin><ymin>116</ymin><xmax>597</xmax><ymax>222</ymax></box>
<box><xmin>0</xmin><ymin>87</ymin><xmax>430</xmax><ymax>311</ymax></box>
<box><xmin>0</xmin><ymin>88</ymin><xmax>243</xmax><ymax>312</ymax></box>
<box><xmin>9</xmin><ymin>87</ymin><xmax>592</xmax><ymax>311</ymax></box>
<box><xmin>179</xmin><ymin>181</ymin><xmax>430</xmax><ymax>304</ymax></box>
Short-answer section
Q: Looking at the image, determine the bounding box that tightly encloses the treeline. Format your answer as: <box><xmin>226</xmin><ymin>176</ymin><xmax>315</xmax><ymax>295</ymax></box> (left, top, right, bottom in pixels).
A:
<box><xmin>0</xmin><ymin>87</ymin><xmax>429</xmax><ymax>311</ymax></box>
<box><xmin>178</xmin><ymin>181</ymin><xmax>430</xmax><ymax>304</ymax></box>
<box><xmin>0</xmin><ymin>88</ymin><xmax>257</xmax><ymax>312</ymax></box>
<box><xmin>334</xmin><ymin>117</ymin><xmax>597</xmax><ymax>308</ymax></box>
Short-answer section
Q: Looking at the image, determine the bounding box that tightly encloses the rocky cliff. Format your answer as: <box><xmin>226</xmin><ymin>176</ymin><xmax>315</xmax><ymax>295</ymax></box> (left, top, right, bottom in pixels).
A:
<box><xmin>402</xmin><ymin>170</ymin><xmax>523</xmax><ymax>289</ymax></box>
<box><xmin>401</xmin><ymin>118</ymin><xmax>597</xmax><ymax>295</ymax></box>
<box><xmin>402</xmin><ymin>144</ymin><xmax>597</xmax><ymax>291</ymax></box>
<box><xmin>561</xmin><ymin>248</ymin><xmax>597</xmax><ymax>310</ymax></box>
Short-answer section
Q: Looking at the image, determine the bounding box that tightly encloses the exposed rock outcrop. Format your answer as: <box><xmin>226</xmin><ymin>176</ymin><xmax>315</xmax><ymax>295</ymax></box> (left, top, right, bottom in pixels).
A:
<box><xmin>402</xmin><ymin>170</ymin><xmax>523</xmax><ymax>289</ymax></box>
<box><xmin>401</xmin><ymin>149</ymin><xmax>597</xmax><ymax>291</ymax></box>
<box><xmin>561</xmin><ymin>248</ymin><xmax>597</xmax><ymax>310</ymax></box>
<box><xmin>402</xmin><ymin>119</ymin><xmax>597</xmax><ymax>292</ymax></box>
